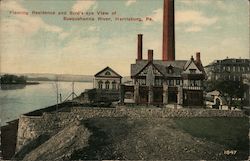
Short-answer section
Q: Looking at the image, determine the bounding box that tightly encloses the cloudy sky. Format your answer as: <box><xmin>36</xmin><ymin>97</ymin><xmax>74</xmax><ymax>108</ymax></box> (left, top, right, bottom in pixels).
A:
<box><xmin>1</xmin><ymin>0</ymin><xmax>249</xmax><ymax>76</ymax></box>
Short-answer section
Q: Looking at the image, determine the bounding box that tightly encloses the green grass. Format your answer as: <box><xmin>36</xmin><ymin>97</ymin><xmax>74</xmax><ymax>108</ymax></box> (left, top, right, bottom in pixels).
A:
<box><xmin>174</xmin><ymin>117</ymin><xmax>249</xmax><ymax>151</ymax></box>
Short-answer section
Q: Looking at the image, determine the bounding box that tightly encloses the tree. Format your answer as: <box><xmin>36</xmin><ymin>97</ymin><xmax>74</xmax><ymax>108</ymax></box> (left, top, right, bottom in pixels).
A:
<box><xmin>0</xmin><ymin>74</ymin><xmax>27</xmax><ymax>84</ymax></box>
<box><xmin>215</xmin><ymin>80</ymin><xmax>246</xmax><ymax>107</ymax></box>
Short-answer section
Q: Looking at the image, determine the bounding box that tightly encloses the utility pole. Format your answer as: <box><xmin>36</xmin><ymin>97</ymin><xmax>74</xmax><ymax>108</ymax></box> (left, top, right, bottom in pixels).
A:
<box><xmin>63</xmin><ymin>81</ymin><xmax>78</xmax><ymax>102</ymax></box>
<box><xmin>60</xmin><ymin>93</ymin><xmax>62</xmax><ymax>103</ymax></box>
<box><xmin>56</xmin><ymin>78</ymin><xmax>59</xmax><ymax>112</ymax></box>
<box><xmin>72</xmin><ymin>82</ymin><xmax>75</xmax><ymax>100</ymax></box>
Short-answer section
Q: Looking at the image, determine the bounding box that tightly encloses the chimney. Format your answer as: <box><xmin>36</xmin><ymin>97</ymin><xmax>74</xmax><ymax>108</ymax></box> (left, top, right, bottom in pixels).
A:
<box><xmin>148</xmin><ymin>50</ymin><xmax>153</xmax><ymax>62</ymax></box>
<box><xmin>191</xmin><ymin>56</ymin><xmax>194</xmax><ymax>61</ymax></box>
<box><xmin>196</xmin><ymin>52</ymin><xmax>201</xmax><ymax>64</ymax></box>
<box><xmin>137</xmin><ymin>34</ymin><xmax>143</xmax><ymax>61</ymax></box>
<box><xmin>162</xmin><ymin>0</ymin><xmax>175</xmax><ymax>61</ymax></box>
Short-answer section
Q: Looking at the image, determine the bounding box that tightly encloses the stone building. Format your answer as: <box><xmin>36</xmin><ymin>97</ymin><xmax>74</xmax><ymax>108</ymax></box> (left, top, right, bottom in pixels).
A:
<box><xmin>94</xmin><ymin>66</ymin><xmax>122</xmax><ymax>91</ymax></box>
<box><xmin>120</xmin><ymin>0</ymin><xmax>206</xmax><ymax>106</ymax></box>
<box><xmin>204</xmin><ymin>58</ymin><xmax>250</xmax><ymax>82</ymax></box>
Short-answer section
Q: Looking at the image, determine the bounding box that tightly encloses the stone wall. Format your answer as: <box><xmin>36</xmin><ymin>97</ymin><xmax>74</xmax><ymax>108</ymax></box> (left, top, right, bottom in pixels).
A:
<box><xmin>16</xmin><ymin>107</ymin><xmax>246</xmax><ymax>153</ymax></box>
<box><xmin>72</xmin><ymin>107</ymin><xmax>246</xmax><ymax>119</ymax></box>
<box><xmin>16</xmin><ymin>112</ymin><xmax>74</xmax><ymax>152</ymax></box>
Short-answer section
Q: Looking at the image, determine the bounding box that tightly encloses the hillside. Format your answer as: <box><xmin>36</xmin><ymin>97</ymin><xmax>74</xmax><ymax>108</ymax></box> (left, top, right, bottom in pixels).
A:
<box><xmin>17</xmin><ymin>117</ymin><xmax>248</xmax><ymax>160</ymax></box>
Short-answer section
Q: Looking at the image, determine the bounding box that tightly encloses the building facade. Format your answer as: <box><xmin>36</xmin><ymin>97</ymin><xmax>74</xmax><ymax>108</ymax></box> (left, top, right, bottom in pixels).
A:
<box><xmin>204</xmin><ymin>58</ymin><xmax>250</xmax><ymax>82</ymax></box>
<box><xmin>78</xmin><ymin>67</ymin><xmax>122</xmax><ymax>103</ymax></box>
<box><xmin>120</xmin><ymin>0</ymin><xmax>206</xmax><ymax>106</ymax></box>
<box><xmin>94</xmin><ymin>66</ymin><xmax>122</xmax><ymax>91</ymax></box>
<box><xmin>121</xmin><ymin>50</ymin><xmax>206</xmax><ymax>106</ymax></box>
<box><xmin>243</xmin><ymin>74</ymin><xmax>250</xmax><ymax>105</ymax></box>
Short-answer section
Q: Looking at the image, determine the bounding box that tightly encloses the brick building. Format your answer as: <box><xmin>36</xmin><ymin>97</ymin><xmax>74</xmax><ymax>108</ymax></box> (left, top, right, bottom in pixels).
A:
<box><xmin>204</xmin><ymin>58</ymin><xmax>250</xmax><ymax>82</ymax></box>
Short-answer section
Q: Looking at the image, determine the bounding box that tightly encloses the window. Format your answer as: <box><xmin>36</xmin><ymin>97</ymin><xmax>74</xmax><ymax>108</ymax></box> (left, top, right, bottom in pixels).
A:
<box><xmin>176</xmin><ymin>80</ymin><xmax>180</xmax><ymax>85</ymax></box>
<box><xmin>105</xmin><ymin>71</ymin><xmax>111</xmax><ymax>76</ymax></box>
<box><xmin>190</xmin><ymin>80</ymin><xmax>198</xmax><ymax>86</ymax></box>
<box><xmin>169</xmin><ymin>80</ymin><xmax>174</xmax><ymax>86</ymax></box>
<box><xmin>139</xmin><ymin>78</ymin><xmax>146</xmax><ymax>85</ymax></box>
<box><xmin>233</xmin><ymin>66</ymin><xmax>235</xmax><ymax>72</ymax></box>
<box><xmin>189</xmin><ymin>69</ymin><xmax>196</xmax><ymax>74</ymax></box>
<box><xmin>105</xmin><ymin>81</ymin><xmax>110</xmax><ymax>89</ymax></box>
<box><xmin>167</xmin><ymin>65</ymin><xmax>174</xmax><ymax>74</ymax></box>
<box><xmin>155</xmin><ymin>78</ymin><xmax>163</xmax><ymax>86</ymax></box>
<box><xmin>112</xmin><ymin>81</ymin><xmax>116</xmax><ymax>90</ymax></box>
<box><xmin>190</xmin><ymin>80</ymin><xmax>195</xmax><ymax>86</ymax></box>
<box><xmin>98</xmin><ymin>81</ymin><xmax>103</xmax><ymax>89</ymax></box>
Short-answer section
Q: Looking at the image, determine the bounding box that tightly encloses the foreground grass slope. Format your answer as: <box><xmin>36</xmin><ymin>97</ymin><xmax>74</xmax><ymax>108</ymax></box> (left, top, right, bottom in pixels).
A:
<box><xmin>71</xmin><ymin>117</ymin><xmax>248</xmax><ymax>160</ymax></box>
<box><xmin>19</xmin><ymin>117</ymin><xmax>248</xmax><ymax>160</ymax></box>
<box><xmin>174</xmin><ymin>117</ymin><xmax>249</xmax><ymax>152</ymax></box>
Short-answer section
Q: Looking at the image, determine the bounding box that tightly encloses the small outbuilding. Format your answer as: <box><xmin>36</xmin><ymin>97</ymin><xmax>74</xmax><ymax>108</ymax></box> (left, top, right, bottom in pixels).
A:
<box><xmin>94</xmin><ymin>66</ymin><xmax>122</xmax><ymax>91</ymax></box>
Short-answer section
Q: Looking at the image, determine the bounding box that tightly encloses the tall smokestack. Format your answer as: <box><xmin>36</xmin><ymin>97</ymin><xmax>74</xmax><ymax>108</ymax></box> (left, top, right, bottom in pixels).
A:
<box><xmin>162</xmin><ymin>0</ymin><xmax>175</xmax><ymax>61</ymax></box>
<box><xmin>137</xmin><ymin>34</ymin><xmax>143</xmax><ymax>61</ymax></box>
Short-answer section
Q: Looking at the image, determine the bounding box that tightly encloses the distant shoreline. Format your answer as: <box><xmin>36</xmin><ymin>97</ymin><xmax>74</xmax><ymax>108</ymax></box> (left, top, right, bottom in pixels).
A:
<box><xmin>1</xmin><ymin>81</ymin><xmax>40</xmax><ymax>85</ymax></box>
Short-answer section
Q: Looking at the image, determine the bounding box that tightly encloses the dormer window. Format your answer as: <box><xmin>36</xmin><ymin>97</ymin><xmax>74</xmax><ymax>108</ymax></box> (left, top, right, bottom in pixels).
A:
<box><xmin>167</xmin><ymin>65</ymin><xmax>174</xmax><ymax>74</ymax></box>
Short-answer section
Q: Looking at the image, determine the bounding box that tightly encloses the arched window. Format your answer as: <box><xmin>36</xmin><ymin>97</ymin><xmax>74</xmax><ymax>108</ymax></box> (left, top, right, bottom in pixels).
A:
<box><xmin>105</xmin><ymin>81</ymin><xmax>110</xmax><ymax>89</ymax></box>
<box><xmin>98</xmin><ymin>81</ymin><xmax>103</xmax><ymax>89</ymax></box>
<box><xmin>112</xmin><ymin>81</ymin><xmax>117</xmax><ymax>90</ymax></box>
<box><xmin>105</xmin><ymin>71</ymin><xmax>111</xmax><ymax>76</ymax></box>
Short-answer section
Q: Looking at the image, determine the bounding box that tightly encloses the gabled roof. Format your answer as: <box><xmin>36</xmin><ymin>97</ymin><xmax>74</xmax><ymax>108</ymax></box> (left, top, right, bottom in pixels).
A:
<box><xmin>132</xmin><ymin>61</ymin><xmax>165</xmax><ymax>77</ymax></box>
<box><xmin>183</xmin><ymin>59</ymin><xmax>193</xmax><ymax>71</ymax></box>
<box><xmin>131</xmin><ymin>60</ymin><xmax>187</xmax><ymax>77</ymax></box>
<box><xmin>95</xmin><ymin>66</ymin><xmax>122</xmax><ymax>78</ymax></box>
<box><xmin>183</xmin><ymin>57</ymin><xmax>206</xmax><ymax>75</ymax></box>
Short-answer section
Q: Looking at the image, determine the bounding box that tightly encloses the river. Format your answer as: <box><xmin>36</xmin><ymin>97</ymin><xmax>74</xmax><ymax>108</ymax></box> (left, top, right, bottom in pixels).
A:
<box><xmin>0</xmin><ymin>81</ymin><xmax>93</xmax><ymax>125</ymax></box>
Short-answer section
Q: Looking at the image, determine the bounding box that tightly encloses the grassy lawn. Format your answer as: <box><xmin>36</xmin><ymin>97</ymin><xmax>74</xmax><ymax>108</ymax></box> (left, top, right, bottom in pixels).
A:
<box><xmin>174</xmin><ymin>117</ymin><xmax>249</xmax><ymax>153</ymax></box>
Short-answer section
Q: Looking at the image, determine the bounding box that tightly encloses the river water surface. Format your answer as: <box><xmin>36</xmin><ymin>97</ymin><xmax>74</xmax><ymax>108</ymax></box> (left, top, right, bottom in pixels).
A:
<box><xmin>0</xmin><ymin>81</ymin><xmax>92</xmax><ymax>125</ymax></box>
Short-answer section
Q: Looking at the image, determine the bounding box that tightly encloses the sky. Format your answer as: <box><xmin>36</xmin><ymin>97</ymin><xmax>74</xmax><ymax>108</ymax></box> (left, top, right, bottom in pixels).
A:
<box><xmin>0</xmin><ymin>0</ymin><xmax>249</xmax><ymax>76</ymax></box>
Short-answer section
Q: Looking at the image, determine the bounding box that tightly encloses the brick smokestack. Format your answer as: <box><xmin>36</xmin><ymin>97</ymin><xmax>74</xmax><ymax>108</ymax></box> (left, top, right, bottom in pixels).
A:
<box><xmin>137</xmin><ymin>34</ymin><xmax>143</xmax><ymax>61</ymax></box>
<box><xmin>162</xmin><ymin>0</ymin><xmax>175</xmax><ymax>61</ymax></box>
<box><xmin>148</xmin><ymin>50</ymin><xmax>153</xmax><ymax>62</ymax></box>
<box><xmin>196</xmin><ymin>52</ymin><xmax>201</xmax><ymax>64</ymax></box>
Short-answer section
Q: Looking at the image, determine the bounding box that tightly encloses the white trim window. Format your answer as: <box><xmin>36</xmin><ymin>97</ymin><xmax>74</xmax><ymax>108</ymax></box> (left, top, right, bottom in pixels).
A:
<box><xmin>105</xmin><ymin>81</ymin><xmax>110</xmax><ymax>90</ymax></box>
<box><xmin>98</xmin><ymin>81</ymin><xmax>103</xmax><ymax>89</ymax></box>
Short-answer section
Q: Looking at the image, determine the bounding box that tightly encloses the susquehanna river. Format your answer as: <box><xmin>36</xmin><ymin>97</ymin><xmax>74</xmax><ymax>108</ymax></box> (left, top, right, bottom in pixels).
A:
<box><xmin>0</xmin><ymin>81</ymin><xmax>93</xmax><ymax>125</ymax></box>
